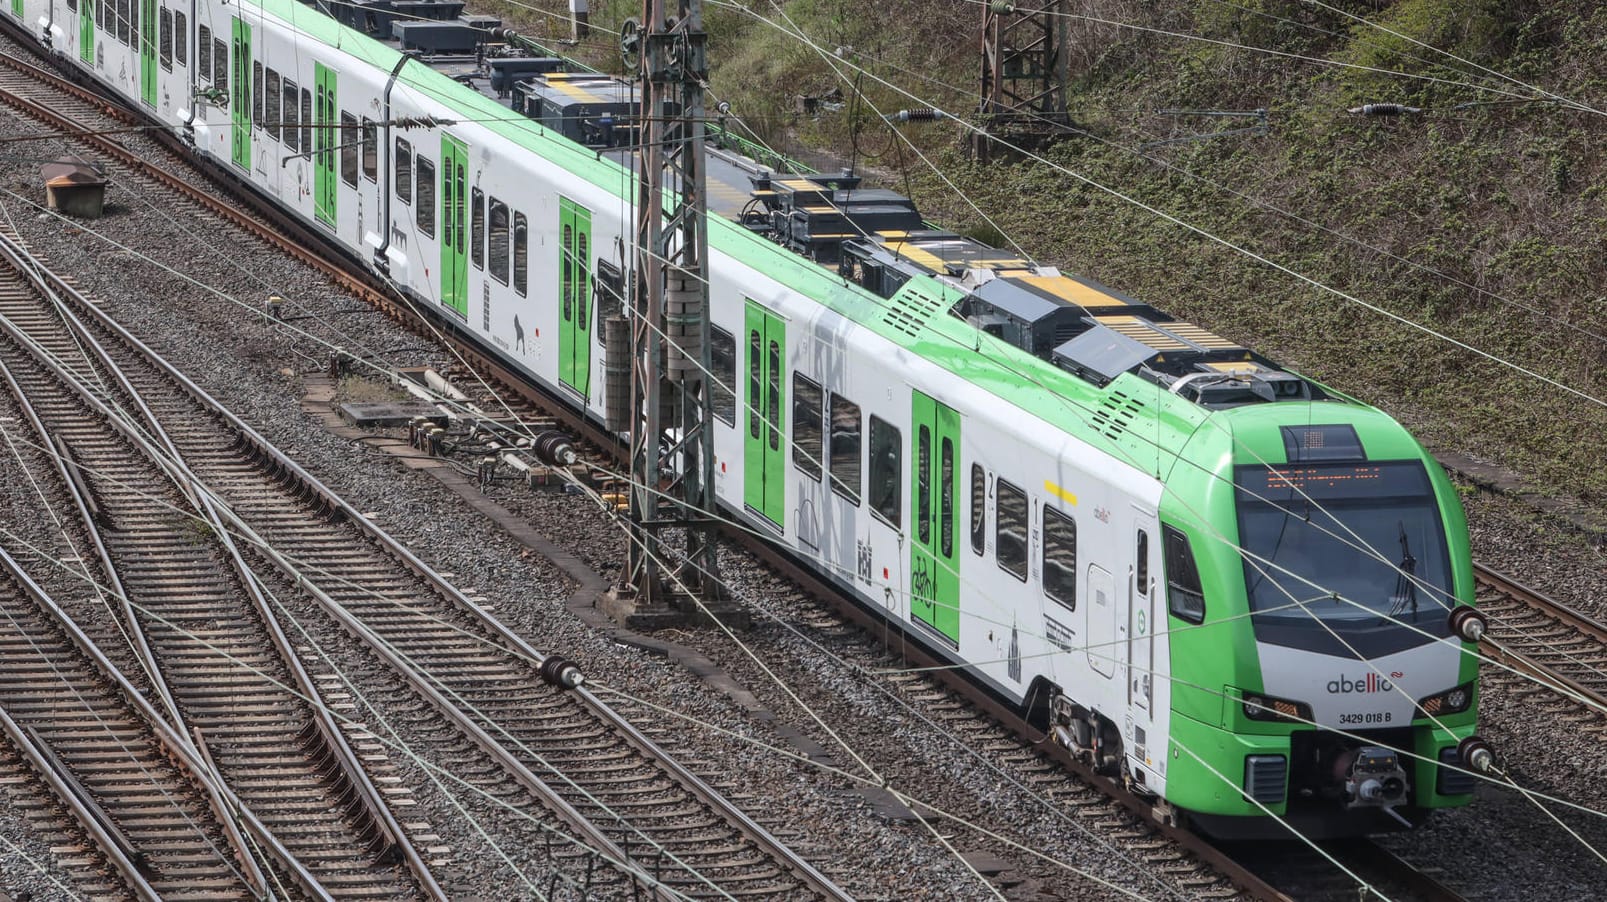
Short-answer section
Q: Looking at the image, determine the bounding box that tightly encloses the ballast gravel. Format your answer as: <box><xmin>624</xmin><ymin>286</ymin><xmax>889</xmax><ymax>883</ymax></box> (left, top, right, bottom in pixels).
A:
<box><xmin>0</xmin><ymin>41</ymin><xmax>1603</xmax><ymax>898</ymax></box>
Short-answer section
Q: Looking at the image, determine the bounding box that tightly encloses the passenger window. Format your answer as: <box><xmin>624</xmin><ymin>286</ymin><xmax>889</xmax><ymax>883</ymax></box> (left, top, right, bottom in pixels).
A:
<box><xmin>339</xmin><ymin>112</ymin><xmax>359</xmax><ymax>186</ymax></box>
<box><xmin>1164</xmin><ymin>525</ymin><xmax>1205</xmax><ymax>624</ymax></box>
<box><xmin>513</xmin><ymin>212</ymin><xmax>528</xmax><ymax>297</ymax></box>
<box><xmin>489</xmin><ymin>199</ymin><xmax>510</xmax><ymax>284</ymax></box>
<box><xmin>198</xmin><ymin>26</ymin><xmax>211</xmax><ymax>83</ymax></box>
<box><xmin>766</xmin><ymin>341</ymin><xmax>781</xmax><ymax>452</ymax></box>
<box><xmin>254</xmin><ymin>62</ymin><xmax>266</xmax><ymax>131</ymax></box>
<box><xmin>710</xmin><ymin>326</ymin><xmax>736</xmax><ymax>426</ymax></box>
<box><xmin>415</xmin><ymin>155</ymin><xmax>436</xmax><ymax>236</ymax></box>
<box><xmin>940</xmin><ymin>437</ymin><xmax>954</xmax><ymax>558</ymax></box>
<box><xmin>828</xmin><ymin>395</ymin><xmax>861</xmax><ymax>505</ymax></box>
<box><xmin>560</xmin><ymin>224</ymin><xmax>573</xmax><ymax>319</ymax></box>
<box><xmin>174</xmin><ymin>12</ymin><xmax>187</xmax><ymax>65</ymax></box>
<box><xmin>159</xmin><ymin>9</ymin><xmax>172</xmax><ymax>70</ymax></box>
<box><xmin>792</xmin><ymin>374</ymin><xmax>823</xmax><ymax>479</ymax></box>
<box><xmin>969</xmin><ymin>464</ymin><xmax>985</xmax><ymax>556</ymax></box>
<box><xmin>470</xmin><ymin>189</ymin><xmax>485</xmax><ymax>269</ymax></box>
<box><xmin>282</xmin><ymin>80</ymin><xmax>298</xmax><ymax>149</ymax></box>
<box><xmin>748</xmin><ymin>329</ymin><xmax>761</xmax><ymax>440</ymax></box>
<box><xmin>916</xmin><ymin>426</ymin><xmax>930</xmax><ymax>545</ymax></box>
<box><xmin>1043</xmin><ymin>508</ymin><xmax>1076</xmax><ymax>607</ymax></box>
<box><xmin>116</xmin><ymin>0</ymin><xmax>127</xmax><ymax>43</ymax></box>
<box><xmin>394</xmin><ymin>138</ymin><xmax>412</xmax><ymax>204</ymax></box>
<box><xmin>299</xmin><ymin>86</ymin><xmax>312</xmax><ymax>155</ymax></box>
<box><xmin>996</xmin><ymin>480</ymin><xmax>1028</xmax><ymax>582</ymax></box>
<box><xmin>214</xmin><ymin>38</ymin><xmax>228</xmax><ymax>93</ymax></box>
<box><xmin>67</xmin><ymin>0</ymin><xmax>75</xmax><ymax>13</ymax></box>
<box><xmin>265</xmin><ymin>69</ymin><xmax>281</xmax><ymax>140</ymax></box>
<box><xmin>1136</xmin><ymin>530</ymin><xmax>1150</xmax><ymax>591</ymax></box>
<box><xmin>361</xmin><ymin>119</ymin><xmax>377</xmax><ymax>181</ymax></box>
<box><xmin>868</xmin><ymin>416</ymin><xmax>901</xmax><ymax>529</ymax></box>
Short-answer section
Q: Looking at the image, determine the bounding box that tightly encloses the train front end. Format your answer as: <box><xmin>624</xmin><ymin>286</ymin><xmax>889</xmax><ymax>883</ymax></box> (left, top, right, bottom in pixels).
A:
<box><xmin>1160</xmin><ymin>403</ymin><xmax>1488</xmax><ymax>839</ymax></box>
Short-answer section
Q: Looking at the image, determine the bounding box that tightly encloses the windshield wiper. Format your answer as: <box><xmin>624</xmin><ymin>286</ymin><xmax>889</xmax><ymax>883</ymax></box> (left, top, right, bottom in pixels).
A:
<box><xmin>1386</xmin><ymin>521</ymin><xmax>1418</xmax><ymax>619</ymax></box>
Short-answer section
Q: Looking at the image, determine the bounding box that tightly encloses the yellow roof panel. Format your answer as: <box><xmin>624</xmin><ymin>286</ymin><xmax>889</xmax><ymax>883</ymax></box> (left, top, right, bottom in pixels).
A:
<box><xmin>1094</xmin><ymin>315</ymin><xmax>1190</xmax><ymax>350</ymax></box>
<box><xmin>1013</xmin><ymin>273</ymin><xmax>1132</xmax><ymax>308</ymax></box>
<box><xmin>1165</xmin><ymin>321</ymin><xmax>1240</xmax><ymax>350</ymax></box>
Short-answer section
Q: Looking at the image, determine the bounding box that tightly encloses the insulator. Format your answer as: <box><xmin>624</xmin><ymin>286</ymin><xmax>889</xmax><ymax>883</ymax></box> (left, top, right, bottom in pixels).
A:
<box><xmin>532</xmin><ymin>430</ymin><xmax>577</xmax><ymax>467</ymax></box>
<box><xmin>664</xmin><ymin>270</ymin><xmax>703</xmax><ymax>382</ymax></box>
<box><xmin>893</xmin><ymin>108</ymin><xmax>945</xmax><ymax>123</ymax></box>
<box><xmin>990</xmin><ymin>1</ymin><xmax>1015</xmax><ymax>12</ymax></box>
<box><xmin>1447</xmin><ymin>605</ymin><xmax>1488</xmax><ymax>643</ymax></box>
<box><xmin>1457</xmin><ymin>736</ymin><xmax>1495</xmax><ymax>773</ymax></box>
<box><xmin>1347</xmin><ymin>103</ymin><xmax>1422</xmax><ymax>116</ymax></box>
<box><xmin>539</xmin><ymin>656</ymin><xmax>585</xmax><ymax>689</ymax></box>
<box><xmin>604</xmin><ymin>315</ymin><xmax>631</xmax><ymax>433</ymax></box>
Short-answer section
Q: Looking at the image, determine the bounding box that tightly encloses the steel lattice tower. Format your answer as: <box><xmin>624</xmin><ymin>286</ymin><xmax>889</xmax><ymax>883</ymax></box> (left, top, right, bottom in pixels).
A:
<box><xmin>621</xmin><ymin>0</ymin><xmax>720</xmax><ymax>609</ymax></box>
<box><xmin>977</xmin><ymin>0</ymin><xmax>1072</xmax><ymax>159</ymax></box>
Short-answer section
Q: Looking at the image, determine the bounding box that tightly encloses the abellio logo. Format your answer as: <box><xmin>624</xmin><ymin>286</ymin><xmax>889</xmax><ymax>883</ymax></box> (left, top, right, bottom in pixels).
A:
<box><xmin>1327</xmin><ymin>673</ymin><xmax>1393</xmax><ymax>694</ymax></box>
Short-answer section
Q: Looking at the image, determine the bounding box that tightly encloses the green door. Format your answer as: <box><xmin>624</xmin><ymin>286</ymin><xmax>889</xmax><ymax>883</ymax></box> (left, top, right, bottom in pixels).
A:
<box><xmin>439</xmin><ymin>135</ymin><xmax>468</xmax><ymax>316</ymax></box>
<box><xmin>10</xmin><ymin>0</ymin><xmax>21</xmax><ymax>20</ymax></box>
<box><xmin>230</xmin><ymin>19</ymin><xmax>251</xmax><ymax>170</ymax></box>
<box><xmin>79</xmin><ymin>0</ymin><xmax>94</xmax><ymax>62</ymax></box>
<box><xmin>139</xmin><ymin>0</ymin><xmax>156</xmax><ymax>106</ymax></box>
<box><xmin>558</xmin><ymin>197</ymin><xmax>593</xmax><ymax>396</ymax></box>
<box><xmin>911</xmin><ymin>391</ymin><xmax>961</xmax><ymax>647</ymax></box>
<box><xmin>314</xmin><ymin>64</ymin><xmax>336</xmax><ymax>226</ymax></box>
<box><xmin>743</xmin><ymin>301</ymin><xmax>785</xmax><ymax>527</ymax></box>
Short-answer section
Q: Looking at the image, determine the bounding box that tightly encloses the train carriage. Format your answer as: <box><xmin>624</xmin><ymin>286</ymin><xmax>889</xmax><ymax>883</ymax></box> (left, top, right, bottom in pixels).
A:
<box><xmin>12</xmin><ymin>0</ymin><xmax>1491</xmax><ymax>837</ymax></box>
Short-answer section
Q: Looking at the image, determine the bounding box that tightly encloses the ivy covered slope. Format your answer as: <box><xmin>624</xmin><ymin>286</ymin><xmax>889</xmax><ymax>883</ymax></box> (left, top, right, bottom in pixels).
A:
<box><xmin>500</xmin><ymin>1</ymin><xmax>1607</xmax><ymax>503</ymax></box>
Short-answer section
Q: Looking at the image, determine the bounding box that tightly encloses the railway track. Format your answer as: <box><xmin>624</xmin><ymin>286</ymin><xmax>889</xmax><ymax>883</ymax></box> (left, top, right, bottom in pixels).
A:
<box><xmin>0</xmin><ymin>201</ymin><xmax>846</xmax><ymax>896</ymax></box>
<box><xmin>1474</xmin><ymin>565</ymin><xmax>1607</xmax><ymax>728</ymax></box>
<box><xmin>0</xmin><ymin>23</ymin><xmax>1599</xmax><ymax>901</ymax></box>
<box><xmin>0</xmin><ymin>542</ymin><xmax>250</xmax><ymax>901</ymax></box>
<box><xmin>0</xmin><ymin>235</ymin><xmax>435</xmax><ymax>898</ymax></box>
<box><xmin>0</xmin><ymin>44</ymin><xmax>1385</xmax><ymax>902</ymax></box>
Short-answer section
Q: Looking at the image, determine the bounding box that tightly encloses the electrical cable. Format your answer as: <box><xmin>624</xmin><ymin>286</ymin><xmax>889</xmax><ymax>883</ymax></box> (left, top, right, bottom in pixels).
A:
<box><xmin>15</xmin><ymin>12</ymin><xmax>1607</xmax><ymax>881</ymax></box>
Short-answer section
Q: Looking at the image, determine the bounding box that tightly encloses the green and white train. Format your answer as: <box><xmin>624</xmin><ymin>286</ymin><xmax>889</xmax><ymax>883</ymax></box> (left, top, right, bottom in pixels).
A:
<box><xmin>15</xmin><ymin>0</ymin><xmax>1492</xmax><ymax>836</ymax></box>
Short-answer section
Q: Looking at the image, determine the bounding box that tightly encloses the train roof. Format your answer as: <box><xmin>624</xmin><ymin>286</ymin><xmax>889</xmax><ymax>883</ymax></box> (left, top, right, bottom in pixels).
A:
<box><xmin>257</xmin><ymin>0</ymin><xmax>1429</xmax><ymax>484</ymax></box>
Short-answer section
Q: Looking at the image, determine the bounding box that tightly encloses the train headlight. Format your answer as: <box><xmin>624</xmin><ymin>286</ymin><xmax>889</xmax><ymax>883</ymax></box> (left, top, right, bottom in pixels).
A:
<box><xmin>1416</xmin><ymin>682</ymin><xmax>1475</xmax><ymax>718</ymax></box>
<box><xmin>1241</xmin><ymin>691</ymin><xmax>1312</xmax><ymax>724</ymax></box>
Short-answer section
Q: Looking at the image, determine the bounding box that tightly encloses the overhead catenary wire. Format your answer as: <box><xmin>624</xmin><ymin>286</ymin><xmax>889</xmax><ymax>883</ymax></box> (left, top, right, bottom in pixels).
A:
<box><xmin>0</xmin><ymin>292</ymin><xmax>725</xmax><ymax>901</ymax></box>
<box><xmin>12</xmin><ymin>127</ymin><xmax>1587</xmax><ymax>758</ymax></box>
<box><xmin>6</xmin><ymin>209</ymin><xmax>1600</xmax><ymax>900</ymax></box>
<box><xmin>0</xmin><ymin>201</ymin><xmax>701</xmax><ymax>894</ymax></box>
<box><xmin>6</xmin><ymin>12</ymin><xmax>1600</xmax><ymax>881</ymax></box>
<box><xmin>11</xmin><ymin>136</ymin><xmax>1587</xmax><ymax>764</ymax></box>
<box><xmin>0</xmin><ymin>523</ymin><xmax>702</xmax><ymax>900</ymax></box>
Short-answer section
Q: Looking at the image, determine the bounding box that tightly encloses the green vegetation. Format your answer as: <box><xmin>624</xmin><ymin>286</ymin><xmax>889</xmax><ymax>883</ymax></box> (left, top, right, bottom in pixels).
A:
<box><xmin>494</xmin><ymin>1</ymin><xmax>1607</xmax><ymax>501</ymax></box>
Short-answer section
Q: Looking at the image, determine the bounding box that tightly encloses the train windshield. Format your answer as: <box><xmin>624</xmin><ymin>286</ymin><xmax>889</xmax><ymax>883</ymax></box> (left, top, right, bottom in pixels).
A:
<box><xmin>1235</xmin><ymin>461</ymin><xmax>1452</xmax><ymax>640</ymax></box>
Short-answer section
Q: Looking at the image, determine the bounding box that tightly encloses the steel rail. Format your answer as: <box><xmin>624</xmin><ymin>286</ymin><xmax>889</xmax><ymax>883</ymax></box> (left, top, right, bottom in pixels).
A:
<box><xmin>34</xmin><ymin>200</ymin><xmax>851</xmax><ymax>902</ymax></box>
<box><xmin>1474</xmin><ymin>563</ymin><xmax>1607</xmax><ymax>713</ymax></box>
<box><xmin>0</xmin><ymin>226</ymin><xmax>447</xmax><ymax>900</ymax></box>
<box><xmin>0</xmin><ymin>701</ymin><xmax>160</xmax><ymax>902</ymax></box>
<box><xmin>1349</xmin><ymin>839</ymin><xmax>1467</xmax><ymax>902</ymax></box>
<box><xmin>0</xmin><ymin>28</ymin><xmax>1471</xmax><ymax>901</ymax></box>
<box><xmin>0</xmin><ymin>57</ymin><xmax>1231</xmax><ymax>896</ymax></box>
<box><xmin>0</xmin><ymin>349</ymin><xmax>275</xmax><ymax>897</ymax></box>
<box><xmin>0</xmin><ymin>234</ymin><xmax>425</xmax><ymax>901</ymax></box>
<box><xmin>0</xmin><ymin>539</ymin><xmax>317</xmax><ymax>901</ymax></box>
<box><xmin>0</xmin><ymin>104</ymin><xmax>848</xmax><ymax>891</ymax></box>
